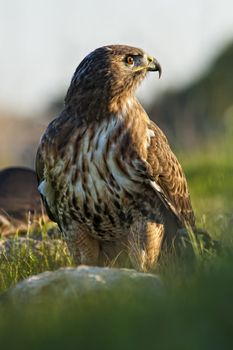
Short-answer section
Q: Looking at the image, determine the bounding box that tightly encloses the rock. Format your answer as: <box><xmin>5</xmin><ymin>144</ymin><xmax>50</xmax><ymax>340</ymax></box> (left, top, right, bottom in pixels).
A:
<box><xmin>2</xmin><ymin>266</ymin><xmax>161</xmax><ymax>303</ymax></box>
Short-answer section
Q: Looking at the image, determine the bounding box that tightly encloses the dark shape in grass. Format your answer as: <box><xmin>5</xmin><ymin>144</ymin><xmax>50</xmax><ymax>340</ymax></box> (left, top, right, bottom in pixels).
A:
<box><xmin>0</xmin><ymin>167</ymin><xmax>44</xmax><ymax>228</ymax></box>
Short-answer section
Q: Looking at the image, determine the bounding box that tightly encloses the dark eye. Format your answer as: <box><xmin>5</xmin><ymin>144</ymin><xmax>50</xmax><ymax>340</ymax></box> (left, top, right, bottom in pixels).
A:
<box><xmin>126</xmin><ymin>56</ymin><xmax>134</xmax><ymax>65</ymax></box>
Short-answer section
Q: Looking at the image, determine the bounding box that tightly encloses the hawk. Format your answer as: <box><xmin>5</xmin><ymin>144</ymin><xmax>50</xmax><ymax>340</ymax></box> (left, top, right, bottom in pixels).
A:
<box><xmin>36</xmin><ymin>45</ymin><xmax>195</xmax><ymax>271</ymax></box>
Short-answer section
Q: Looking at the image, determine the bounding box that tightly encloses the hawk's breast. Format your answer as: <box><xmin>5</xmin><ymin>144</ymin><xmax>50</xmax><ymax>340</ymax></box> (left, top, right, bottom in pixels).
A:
<box><xmin>42</xmin><ymin>116</ymin><xmax>143</xmax><ymax>240</ymax></box>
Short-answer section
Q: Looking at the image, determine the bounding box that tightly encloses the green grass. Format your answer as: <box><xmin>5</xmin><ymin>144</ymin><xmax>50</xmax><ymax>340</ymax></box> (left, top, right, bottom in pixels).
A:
<box><xmin>182</xmin><ymin>134</ymin><xmax>233</xmax><ymax>242</ymax></box>
<box><xmin>0</xmin><ymin>133</ymin><xmax>233</xmax><ymax>350</ymax></box>
<box><xmin>0</xmin><ymin>218</ymin><xmax>73</xmax><ymax>293</ymax></box>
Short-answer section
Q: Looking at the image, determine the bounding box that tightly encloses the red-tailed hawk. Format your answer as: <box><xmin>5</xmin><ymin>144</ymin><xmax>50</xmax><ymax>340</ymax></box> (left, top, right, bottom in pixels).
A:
<box><xmin>36</xmin><ymin>45</ymin><xmax>195</xmax><ymax>271</ymax></box>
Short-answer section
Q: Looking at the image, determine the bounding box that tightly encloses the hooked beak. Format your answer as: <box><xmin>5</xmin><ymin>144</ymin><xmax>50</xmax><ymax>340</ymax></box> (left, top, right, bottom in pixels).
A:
<box><xmin>147</xmin><ymin>56</ymin><xmax>162</xmax><ymax>78</ymax></box>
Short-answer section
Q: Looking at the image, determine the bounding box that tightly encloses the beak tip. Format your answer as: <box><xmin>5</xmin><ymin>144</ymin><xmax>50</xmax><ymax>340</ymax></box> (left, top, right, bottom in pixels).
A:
<box><xmin>148</xmin><ymin>57</ymin><xmax>162</xmax><ymax>78</ymax></box>
<box><xmin>147</xmin><ymin>56</ymin><xmax>162</xmax><ymax>79</ymax></box>
<box><xmin>157</xmin><ymin>63</ymin><xmax>162</xmax><ymax>79</ymax></box>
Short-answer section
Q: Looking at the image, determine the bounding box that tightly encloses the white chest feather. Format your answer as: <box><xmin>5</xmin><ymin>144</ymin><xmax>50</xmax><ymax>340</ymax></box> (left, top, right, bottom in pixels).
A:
<box><xmin>41</xmin><ymin>113</ymin><xmax>152</xmax><ymax>209</ymax></box>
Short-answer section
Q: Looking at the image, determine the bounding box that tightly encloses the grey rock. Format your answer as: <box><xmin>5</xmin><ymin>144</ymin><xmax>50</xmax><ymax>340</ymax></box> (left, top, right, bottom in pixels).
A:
<box><xmin>2</xmin><ymin>266</ymin><xmax>161</xmax><ymax>303</ymax></box>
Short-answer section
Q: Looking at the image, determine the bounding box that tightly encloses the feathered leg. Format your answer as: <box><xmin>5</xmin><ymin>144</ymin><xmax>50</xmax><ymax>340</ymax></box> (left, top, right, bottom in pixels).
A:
<box><xmin>128</xmin><ymin>219</ymin><xmax>164</xmax><ymax>271</ymax></box>
<box><xmin>66</xmin><ymin>230</ymin><xmax>100</xmax><ymax>266</ymax></box>
<box><xmin>99</xmin><ymin>239</ymin><xmax>130</xmax><ymax>267</ymax></box>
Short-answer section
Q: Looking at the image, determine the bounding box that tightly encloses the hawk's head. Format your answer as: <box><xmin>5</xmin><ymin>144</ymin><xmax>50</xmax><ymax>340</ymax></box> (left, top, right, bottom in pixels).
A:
<box><xmin>65</xmin><ymin>45</ymin><xmax>161</xmax><ymax>115</ymax></box>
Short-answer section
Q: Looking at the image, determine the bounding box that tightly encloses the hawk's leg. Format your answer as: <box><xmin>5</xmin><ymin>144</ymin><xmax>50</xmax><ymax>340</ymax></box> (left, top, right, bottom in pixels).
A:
<box><xmin>99</xmin><ymin>239</ymin><xmax>131</xmax><ymax>267</ymax></box>
<box><xmin>128</xmin><ymin>220</ymin><xmax>164</xmax><ymax>271</ymax></box>
<box><xmin>66</xmin><ymin>230</ymin><xmax>100</xmax><ymax>266</ymax></box>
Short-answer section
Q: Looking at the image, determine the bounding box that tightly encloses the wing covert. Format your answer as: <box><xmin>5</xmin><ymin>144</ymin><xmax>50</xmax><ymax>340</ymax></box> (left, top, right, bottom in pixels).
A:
<box><xmin>146</xmin><ymin>121</ymin><xmax>195</xmax><ymax>227</ymax></box>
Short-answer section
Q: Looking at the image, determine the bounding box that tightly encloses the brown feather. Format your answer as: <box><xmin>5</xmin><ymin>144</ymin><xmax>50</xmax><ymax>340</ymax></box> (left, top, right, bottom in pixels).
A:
<box><xmin>147</xmin><ymin>121</ymin><xmax>195</xmax><ymax>227</ymax></box>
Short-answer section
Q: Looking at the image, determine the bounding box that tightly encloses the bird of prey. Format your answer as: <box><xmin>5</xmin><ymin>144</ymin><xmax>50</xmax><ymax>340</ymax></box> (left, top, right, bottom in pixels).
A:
<box><xmin>36</xmin><ymin>45</ymin><xmax>195</xmax><ymax>271</ymax></box>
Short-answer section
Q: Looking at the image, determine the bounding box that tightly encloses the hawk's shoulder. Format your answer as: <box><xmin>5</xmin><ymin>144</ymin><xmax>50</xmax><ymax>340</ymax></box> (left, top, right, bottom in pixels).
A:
<box><xmin>35</xmin><ymin>112</ymin><xmax>75</xmax><ymax>222</ymax></box>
